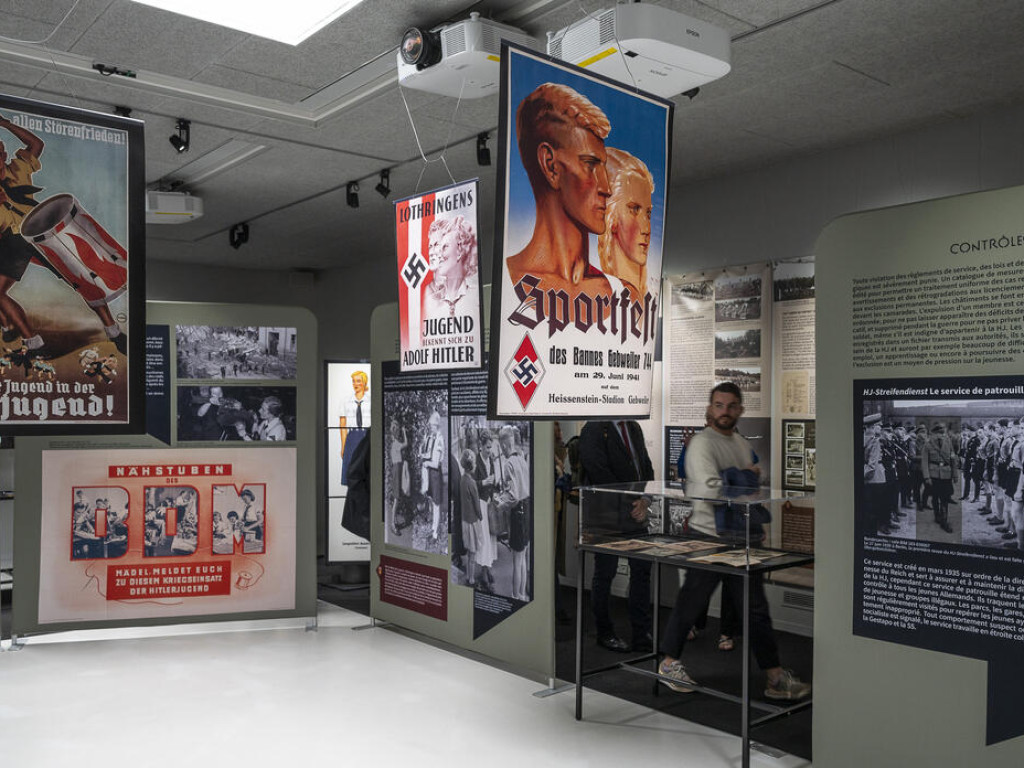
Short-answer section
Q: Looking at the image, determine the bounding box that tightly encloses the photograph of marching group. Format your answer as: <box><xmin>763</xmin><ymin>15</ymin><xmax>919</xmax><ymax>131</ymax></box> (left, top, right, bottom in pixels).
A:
<box><xmin>860</xmin><ymin>392</ymin><xmax>1024</xmax><ymax>552</ymax></box>
<box><xmin>449</xmin><ymin>416</ymin><xmax>534</xmax><ymax>603</ymax></box>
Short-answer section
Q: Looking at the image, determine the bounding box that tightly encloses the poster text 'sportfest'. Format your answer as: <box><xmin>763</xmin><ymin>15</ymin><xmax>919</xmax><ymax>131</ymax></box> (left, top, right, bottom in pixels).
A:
<box><xmin>396</xmin><ymin>180</ymin><xmax>483</xmax><ymax>372</ymax></box>
<box><xmin>38</xmin><ymin>447</ymin><xmax>297</xmax><ymax>623</ymax></box>
<box><xmin>0</xmin><ymin>94</ymin><xmax>143</xmax><ymax>431</ymax></box>
<box><xmin>490</xmin><ymin>45</ymin><xmax>672</xmax><ymax>419</ymax></box>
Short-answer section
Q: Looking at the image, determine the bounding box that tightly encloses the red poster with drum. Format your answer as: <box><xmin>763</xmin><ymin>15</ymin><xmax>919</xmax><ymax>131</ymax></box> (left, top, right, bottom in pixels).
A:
<box><xmin>0</xmin><ymin>93</ymin><xmax>144</xmax><ymax>433</ymax></box>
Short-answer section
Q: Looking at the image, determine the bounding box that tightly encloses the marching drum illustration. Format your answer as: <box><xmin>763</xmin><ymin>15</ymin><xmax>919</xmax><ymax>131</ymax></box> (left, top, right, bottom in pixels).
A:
<box><xmin>20</xmin><ymin>193</ymin><xmax>128</xmax><ymax>308</ymax></box>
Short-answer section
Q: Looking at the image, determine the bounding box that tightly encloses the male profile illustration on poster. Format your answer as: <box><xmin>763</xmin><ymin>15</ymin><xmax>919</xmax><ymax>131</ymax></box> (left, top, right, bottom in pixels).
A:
<box><xmin>0</xmin><ymin>94</ymin><xmax>144</xmax><ymax>432</ymax></box>
<box><xmin>489</xmin><ymin>45</ymin><xmax>672</xmax><ymax>419</ymax></box>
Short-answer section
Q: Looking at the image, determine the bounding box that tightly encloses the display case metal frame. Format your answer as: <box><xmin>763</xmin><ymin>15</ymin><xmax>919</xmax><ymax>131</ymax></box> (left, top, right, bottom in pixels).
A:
<box><xmin>573</xmin><ymin>482</ymin><xmax>814</xmax><ymax>768</ymax></box>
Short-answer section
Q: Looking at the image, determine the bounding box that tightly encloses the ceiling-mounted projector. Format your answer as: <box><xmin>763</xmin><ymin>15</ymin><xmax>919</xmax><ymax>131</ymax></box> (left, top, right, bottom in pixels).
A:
<box><xmin>546</xmin><ymin>5</ymin><xmax>731</xmax><ymax>98</ymax></box>
<box><xmin>398</xmin><ymin>12</ymin><xmax>536</xmax><ymax>98</ymax></box>
<box><xmin>145</xmin><ymin>191</ymin><xmax>203</xmax><ymax>224</ymax></box>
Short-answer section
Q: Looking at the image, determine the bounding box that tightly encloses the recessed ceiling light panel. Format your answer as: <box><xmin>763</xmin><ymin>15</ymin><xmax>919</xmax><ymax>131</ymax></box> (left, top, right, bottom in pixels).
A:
<box><xmin>131</xmin><ymin>1</ymin><xmax>365</xmax><ymax>45</ymax></box>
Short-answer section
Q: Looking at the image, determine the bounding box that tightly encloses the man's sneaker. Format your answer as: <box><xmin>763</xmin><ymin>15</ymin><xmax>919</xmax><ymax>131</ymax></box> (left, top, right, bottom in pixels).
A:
<box><xmin>765</xmin><ymin>669</ymin><xmax>811</xmax><ymax>701</ymax></box>
<box><xmin>657</xmin><ymin>658</ymin><xmax>696</xmax><ymax>693</ymax></box>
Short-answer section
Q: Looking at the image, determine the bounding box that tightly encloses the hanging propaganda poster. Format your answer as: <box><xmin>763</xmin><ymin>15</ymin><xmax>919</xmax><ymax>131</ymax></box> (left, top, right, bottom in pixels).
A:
<box><xmin>395</xmin><ymin>179</ymin><xmax>483</xmax><ymax>372</ymax></box>
<box><xmin>0</xmin><ymin>93</ymin><xmax>144</xmax><ymax>434</ymax></box>
<box><xmin>37</xmin><ymin>446</ymin><xmax>296</xmax><ymax>624</ymax></box>
<box><xmin>488</xmin><ymin>44</ymin><xmax>673</xmax><ymax>419</ymax></box>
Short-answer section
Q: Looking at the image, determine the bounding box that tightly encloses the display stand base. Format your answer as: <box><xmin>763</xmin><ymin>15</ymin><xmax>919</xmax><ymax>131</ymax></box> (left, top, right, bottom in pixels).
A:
<box><xmin>532</xmin><ymin>679</ymin><xmax>574</xmax><ymax>698</ymax></box>
<box><xmin>352</xmin><ymin>618</ymin><xmax>389</xmax><ymax>632</ymax></box>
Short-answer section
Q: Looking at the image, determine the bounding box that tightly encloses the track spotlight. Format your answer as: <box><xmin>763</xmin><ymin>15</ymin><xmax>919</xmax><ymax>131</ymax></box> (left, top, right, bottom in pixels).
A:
<box><xmin>113</xmin><ymin>105</ymin><xmax>132</xmax><ymax>118</ymax></box>
<box><xmin>229</xmin><ymin>222</ymin><xmax>249</xmax><ymax>250</ymax></box>
<box><xmin>169</xmin><ymin>119</ymin><xmax>191</xmax><ymax>153</ymax></box>
<box><xmin>375</xmin><ymin>169</ymin><xmax>391</xmax><ymax>198</ymax></box>
<box><xmin>476</xmin><ymin>133</ymin><xmax>491</xmax><ymax>166</ymax></box>
<box><xmin>346</xmin><ymin>182</ymin><xmax>359</xmax><ymax>208</ymax></box>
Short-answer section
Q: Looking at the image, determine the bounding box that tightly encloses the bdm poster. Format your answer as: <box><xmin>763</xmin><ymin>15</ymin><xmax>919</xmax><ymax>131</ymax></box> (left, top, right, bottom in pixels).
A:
<box><xmin>0</xmin><ymin>94</ymin><xmax>143</xmax><ymax>432</ymax></box>
<box><xmin>395</xmin><ymin>179</ymin><xmax>483</xmax><ymax>372</ymax></box>
<box><xmin>489</xmin><ymin>44</ymin><xmax>672</xmax><ymax>419</ymax></box>
<box><xmin>38</xmin><ymin>446</ymin><xmax>296</xmax><ymax>623</ymax></box>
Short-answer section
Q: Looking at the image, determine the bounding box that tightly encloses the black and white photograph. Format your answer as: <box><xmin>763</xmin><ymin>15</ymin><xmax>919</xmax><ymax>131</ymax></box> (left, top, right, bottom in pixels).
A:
<box><xmin>71</xmin><ymin>486</ymin><xmax>130</xmax><ymax>560</ymax></box>
<box><xmin>715</xmin><ymin>296</ymin><xmax>761</xmax><ymax>322</ymax></box>
<box><xmin>714</xmin><ymin>329</ymin><xmax>761</xmax><ymax>360</ymax></box>
<box><xmin>786</xmin><ymin>438</ymin><xmax>804</xmax><ymax>455</ymax></box>
<box><xmin>673</xmin><ymin>280</ymin><xmax>713</xmax><ymax>302</ymax></box>
<box><xmin>787</xmin><ymin>422</ymin><xmax>806</xmax><ymax>439</ymax></box>
<box><xmin>714</xmin><ymin>273</ymin><xmax>762</xmax><ymax>300</ymax></box>
<box><xmin>785</xmin><ymin>469</ymin><xmax>805</xmax><ymax>487</ymax></box>
<box><xmin>805</xmin><ymin>448</ymin><xmax>817</xmax><ymax>487</ymax></box>
<box><xmin>715</xmin><ymin>365</ymin><xmax>761</xmax><ymax>393</ymax></box>
<box><xmin>143</xmin><ymin>486</ymin><xmax>199</xmax><ymax>557</ymax></box>
<box><xmin>786</xmin><ymin>454</ymin><xmax>805</xmax><ymax>471</ymax></box>
<box><xmin>773</xmin><ymin>260</ymin><xmax>815</xmax><ymax>302</ymax></box>
<box><xmin>449</xmin><ymin>416</ymin><xmax>534</xmax><ymax>603</ymax></box>
<box><xmin>177</xmin><ymin>385</ymin><xmax>296</xmax><ymax>442</ymax></box>
<box><xmin>176</xmin><ymin>325</ymin><xmax>297</xmax><ymax>380</ymax></box>
<box><xmin>212</xmin><ymin>484</ymin><xmax>266</xmax><ymax>555</ymax></box>
<box><xmin>383</xmin><ymin>381</ymin><xmax>450</xmax><ymax>555</ymax></box>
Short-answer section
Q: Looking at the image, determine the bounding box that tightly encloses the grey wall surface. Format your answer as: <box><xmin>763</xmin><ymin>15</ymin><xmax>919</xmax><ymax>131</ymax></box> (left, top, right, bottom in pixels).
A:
<box><xmin>12</xmin><ymin>301</ymin><xmax>318</xmax><ymax>635</ymax></box>
<box><xmin>815</xmin><ymin>185</ymin><xmax>1024</xmax><ymax>766</ymax></box>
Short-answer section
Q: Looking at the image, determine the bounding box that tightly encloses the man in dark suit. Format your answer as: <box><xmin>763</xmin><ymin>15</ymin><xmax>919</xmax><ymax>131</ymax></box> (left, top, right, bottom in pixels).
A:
<box><xmin>578</xmin><ymin>420</ymin><xmax>654</xmax><ymax>652</ymax></box>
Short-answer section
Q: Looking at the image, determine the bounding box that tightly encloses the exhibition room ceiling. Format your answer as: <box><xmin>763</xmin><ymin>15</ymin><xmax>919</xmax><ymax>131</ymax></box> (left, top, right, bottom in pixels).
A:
<box><xmin>2</xmin><ymin>0</ymin><xmax>1023</xmax><ymax>272</ymax></box>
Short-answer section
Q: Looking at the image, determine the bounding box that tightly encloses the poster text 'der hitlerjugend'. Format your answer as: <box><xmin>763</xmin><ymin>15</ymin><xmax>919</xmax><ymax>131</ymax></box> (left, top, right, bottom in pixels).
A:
<box><xmin>396</xmin><ymin>179</ymin><xmax>483</xmax><ymax>372</ymax></box>
<box><xmin>0</xmin><ymin>93</ymin><xmax>144</xmax><ymax>432</ymax></box>
<box><xmin>489</xmin><ymin>44</ymin><xmax>673</xmax><ymax>419</ymax></box>
<box><xmin>37</xmin><ymin>447</ymin><xmax>297</xmax><ymax>624</ymax></box>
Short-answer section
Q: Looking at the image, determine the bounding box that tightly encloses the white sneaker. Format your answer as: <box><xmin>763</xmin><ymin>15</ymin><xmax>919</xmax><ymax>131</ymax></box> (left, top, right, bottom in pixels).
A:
<box><xmin>658</xmin><ymin>658</ymin><xmax>696</xmax><ymax>693</ymax></box>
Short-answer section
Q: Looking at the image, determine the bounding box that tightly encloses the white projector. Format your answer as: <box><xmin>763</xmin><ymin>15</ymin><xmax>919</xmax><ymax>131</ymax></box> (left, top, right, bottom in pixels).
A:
<box><xmin>145</xmin><ymin>191</ymin><xmax>203</xmax><ymax>224</ymax></box>
<box><xmin>546</xmin><ymin>5</ymin><xmax>731</xmax><ymax>98</ymax></box>
<box><xmin>397</xmin><ymin>12</ymin><xmax>536</xmax><ymax>98</ymax></box>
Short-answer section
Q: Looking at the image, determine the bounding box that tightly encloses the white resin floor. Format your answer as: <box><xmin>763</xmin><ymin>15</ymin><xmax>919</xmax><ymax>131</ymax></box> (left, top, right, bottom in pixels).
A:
<box><xmin>0</xmin><ymin>602</ymin><xmax>810</xmax><ymax>767</ymax></box>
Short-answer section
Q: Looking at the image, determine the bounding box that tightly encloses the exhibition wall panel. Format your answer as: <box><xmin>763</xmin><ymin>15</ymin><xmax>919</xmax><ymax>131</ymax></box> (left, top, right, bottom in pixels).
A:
<box><xmin>11</xmin><ymin>301</ymin><xmax>317</xmax><ymax>636</ymax></box>
<box><xmin>816</xmin><ymin>184</ymin><xmax>1024</xmax><ymax>765</ymax></box>
<box><xmin>370</xmin><ymin>291</ymin><xmax>555</xmax><ymax>681</ymax></box>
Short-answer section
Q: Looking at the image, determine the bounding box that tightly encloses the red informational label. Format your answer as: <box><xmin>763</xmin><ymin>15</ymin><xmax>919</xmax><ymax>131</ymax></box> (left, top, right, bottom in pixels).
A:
<box><xmin>378</xmin><ymin>554</ymin><xmax>447</xmax><ymax>621</ymax></box>
<box><xmin>106</xmin><ymin>562</ymin><xmax>231</xmax><ymax>600</ymax></box>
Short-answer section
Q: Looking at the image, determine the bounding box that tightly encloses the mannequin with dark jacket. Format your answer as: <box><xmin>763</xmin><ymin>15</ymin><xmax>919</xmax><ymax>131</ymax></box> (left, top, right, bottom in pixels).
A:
<box><xmin>578</xmin><ymin>420</ymin><xmax>654</xmax><ymax>652</ymax></box>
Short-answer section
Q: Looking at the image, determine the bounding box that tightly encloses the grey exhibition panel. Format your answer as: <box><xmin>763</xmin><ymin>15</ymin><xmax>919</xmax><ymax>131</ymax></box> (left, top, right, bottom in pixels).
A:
<box><xmin>815</xmin><ymin>184</ymin><xmax>1024</xmax><ymax>766</ymax></box>
<box><xmin>11</xmin><ymin>301</ymin><xmax>318</xmax><ymax>637</ymax></box>
<box><xmin>368</xmin><ymin>291</ymin><xmax>556</xmax><ymax>683</ymax></box>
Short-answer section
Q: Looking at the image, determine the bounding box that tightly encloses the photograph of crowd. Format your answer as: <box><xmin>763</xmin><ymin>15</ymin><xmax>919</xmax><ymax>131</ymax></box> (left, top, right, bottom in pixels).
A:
<box><xmin>212</xmin><ymin>485</ymin><xmax>266</xmax><ymax>555</ymax></box>
<box><xmin>715</xmin><ymin>296</ymin><xmax>761</xmax><ymax>322</ymax></box>
<box><xmin>143</xmin><ymin>487</ymin><xmax>199</xmax><ymax>557</ymax></box>
<box><xmin>71</xmin><ymin>487</ymin><xmax>130</xmax><ymax>560</ymax></box>
<box><xmin>177</xmin><ymin>386</ymin><xmax>296</xmax><ymax>442</ymax></box>
<box><xmin>714</xmin><ymin>329</ymin><xmax>761</xmax><ymax>360</ymax></box>
<box><xmin>861</xmin><ymin>397</ymin><xmax>1024</xmax><ymax>553</ymax></box>
<box><xmin>176</xmin><ymin>325</ymin><xmax>297</xmax><ymax>380</ymax></box>
<box><xmin>715</xmin><ymin>366</ymin><xmax>761</xmax><ymax>393</ymax></box>
<box><xmin>448</xmin><ymin>416</ymin><xmax>533</xmax><ymax>603</ymax></box>
<box><xmin>383</xmin><ymin>387</ymin><xmax>450</xmax><ymax>555</ymax></box>
<box><xmin>714</xmin><ymin>273</ymin><xmax>762</xmax><ymax>300</ymax></box>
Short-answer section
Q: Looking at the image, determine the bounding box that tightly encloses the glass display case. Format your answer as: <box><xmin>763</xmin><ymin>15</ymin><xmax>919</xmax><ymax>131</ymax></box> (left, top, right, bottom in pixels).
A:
<box><xmin>574</xmin><ymin>481</ymin><xmax>815</xmax><ymax>768</ymax></box>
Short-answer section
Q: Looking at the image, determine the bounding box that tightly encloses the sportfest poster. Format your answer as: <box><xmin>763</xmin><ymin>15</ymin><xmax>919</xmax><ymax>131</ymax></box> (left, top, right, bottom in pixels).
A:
<box><xmin>395</xmin><ymin>179</ymin><xmax>483</xmax><ymax>372</ymax></box>
<box><xmin>37</xmin><ymin>447</ymin><xmax>296</xmax><ymax>623</ymax></box>
<box><xmin>0</xmin><ymin>93</ymin><xmax>144</xmax><ymax>433</ymax></box>
<box><xmin>489</xmin><ymin>44</ymin><xmax>673</xmax><ymax>419</ymax></box>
